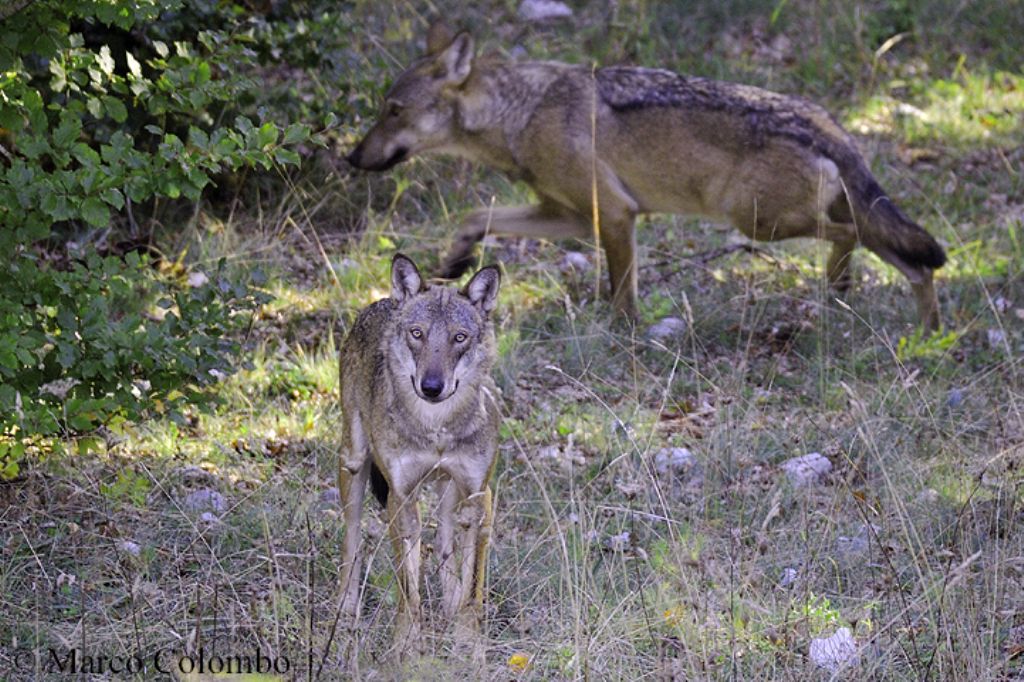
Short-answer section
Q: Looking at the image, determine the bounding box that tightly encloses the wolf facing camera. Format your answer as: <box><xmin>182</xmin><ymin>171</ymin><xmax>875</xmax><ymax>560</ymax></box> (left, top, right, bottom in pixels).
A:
<box><xmin>337</xmin><ymin>253</ymin><xmax>501</xmax><ymax>660</ymax></box>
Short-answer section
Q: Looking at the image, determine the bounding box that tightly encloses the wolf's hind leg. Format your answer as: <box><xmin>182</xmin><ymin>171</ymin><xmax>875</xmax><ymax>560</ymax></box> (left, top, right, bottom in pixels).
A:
<box><xmin>440</xmin><ymin>201</ymin><xmax>589</xmax><ymax>278</ymax></box>
<box><xmin>826</xmin><ymin>239</ymin><xmax>856</xmax><ymax>294</ymax></box>
<box><xmin>912</xmin><ymin>270</ymin><xmax>941</xmax><ymax>332</ymax></box>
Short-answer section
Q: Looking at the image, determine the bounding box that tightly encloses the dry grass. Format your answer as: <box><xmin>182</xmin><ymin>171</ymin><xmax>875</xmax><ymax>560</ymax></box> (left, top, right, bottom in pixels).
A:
<box><xmin>2</xmin><ymin>0</ymin><xmax>1023</xmax><ymax>679</ymax></box>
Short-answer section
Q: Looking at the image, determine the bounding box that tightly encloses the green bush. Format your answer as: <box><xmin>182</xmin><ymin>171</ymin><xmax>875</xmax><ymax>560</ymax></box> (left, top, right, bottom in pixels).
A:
<box><xmin>0</xmin><ymin>0</ymin><xmax>317</xmax><ymax>474</ymax></box>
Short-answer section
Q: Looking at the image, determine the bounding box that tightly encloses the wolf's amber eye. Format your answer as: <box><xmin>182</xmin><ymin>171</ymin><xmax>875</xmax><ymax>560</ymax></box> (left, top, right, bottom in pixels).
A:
<box><xmin>454</xmin><ymin>332</ymin><xmax>467</xmax><ymax>343</ymax></box>
<box><xmin>409</xmin><ymin>328</ymin><xmax>423</xmax><ymax>339</ymax></box>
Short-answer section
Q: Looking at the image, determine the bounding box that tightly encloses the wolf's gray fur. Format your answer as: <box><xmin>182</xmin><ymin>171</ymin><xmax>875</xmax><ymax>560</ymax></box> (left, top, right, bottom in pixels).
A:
<box><xmin>337</xmin><ymin>253</ymin><xmax>501</xmax><ymax>661</ymax></box>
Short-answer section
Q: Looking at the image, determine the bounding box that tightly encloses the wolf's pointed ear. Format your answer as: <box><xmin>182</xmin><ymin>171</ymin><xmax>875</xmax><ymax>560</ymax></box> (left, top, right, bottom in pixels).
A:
<box><xmin>438</xmin><ymin>31</ymin><xmax>474</xmax><ymax>86</ymax></box>
<box><xmin>391</xmin><ymin>253</ymin><xmax>423</xmax><ymax>302</ymax></box>
<box><xmin>426</xmin><ymin>21</ymin><xmax>455</xmax><ymax>55</ymax></box>
<box><xmin>463</xmin><ymin>265</ymin><xmax>500</xmax><ymax>314</ymax></box>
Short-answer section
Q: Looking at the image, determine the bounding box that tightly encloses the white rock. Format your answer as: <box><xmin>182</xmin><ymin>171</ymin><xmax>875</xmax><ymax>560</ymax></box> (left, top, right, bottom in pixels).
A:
<box><xmin>183</xmin><ymin>488</ymin><xmax>228</xmax><ymax>514</ymax></box>
<box><xmin>559</xmin><ymin>251</ymin><xmax>591</xmax><ymax>273</ymax></box>
<box><xmin>536</xmin><ymin>444</ymin><xmax>562</xmax><ymax>460</ymax></box>
<box><xmin>603</xmin><ymin>531</ymin><xmax>631</xmax><ymax>552</ymax></box>
<box><xmin>187</xmin><ymin>271</ymin><xmax>209</xmax><ymax>288</ymax></box>
<box><xmin>119</xmin><ymin>540</ymin><xmax>142</xmax><ymax>557</ymax></box>
<box><xmin>836</xmin><ymin>524</ymin><xmax>879</xmax><ymax>560</ymax></box>
<box><xmin>809</xmin><ymin>627</ymin><xmax>859</xmax><ymax>673</ymax></box>
<box><xmin>987</xmin><ymin>328</ymin><xmax>1006</xmax><ymax>348</ymax></box>
<box><xmin>646</xmin><ymin>317</ymin><xmax>687</xmax><ymax>343</ymax></box>
<box><xmin>518</xmin><ymin>0</ymin><xmax>573</xmax><ymax>22</ymax></box>
<box><xmin>319</xmin><ymin>487</ymin><xmax>340</xmax><ymax>507</ymax></box>
<box><xmin>779</xmin><ymin>567</ymin><xmax>799</xmax><ymax>587</ymax></box>
<box><xmin>781</xmin><ymin>452</ymin><xmax>832</xmax><ymax>487</ymax></box>
<box><xmin>653</xmin><ymin>447</ymin><xmax>695</xmax><ymax>476</ymax></box>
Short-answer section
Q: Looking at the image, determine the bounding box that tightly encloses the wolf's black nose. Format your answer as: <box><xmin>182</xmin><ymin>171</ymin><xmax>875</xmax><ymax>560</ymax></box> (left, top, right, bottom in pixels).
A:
<box><xmin>420</xmin><ymin>375</ymin><xmax>445</xmax><ymax>398</ymax></box>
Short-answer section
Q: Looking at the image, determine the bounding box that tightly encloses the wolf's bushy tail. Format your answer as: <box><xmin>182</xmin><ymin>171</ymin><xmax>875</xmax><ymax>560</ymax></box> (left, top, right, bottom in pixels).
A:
<box><xmin>844</xmin><ymin>160</ymin><xmax>946</xmax><ymax>277</ymax></box>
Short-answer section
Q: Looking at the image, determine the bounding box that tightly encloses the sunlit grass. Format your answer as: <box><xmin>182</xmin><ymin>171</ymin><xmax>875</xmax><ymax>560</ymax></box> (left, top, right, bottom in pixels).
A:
<box><xmin>848</xmin><ymin>68</ymin><xmax>1024</xmax><ymax>147</ymax></box>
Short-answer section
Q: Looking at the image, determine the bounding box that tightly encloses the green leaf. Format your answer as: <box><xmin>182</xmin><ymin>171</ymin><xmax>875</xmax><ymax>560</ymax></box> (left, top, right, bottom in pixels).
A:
<box><xmin>103</xmin><ymin>96</ymin><xmax>128</xmax><ymax>123</ymax></box>
<box><xmin>126</xmin><ymin>52</ymin><xmax>142</xmax><ymax>78</ymax></box>
<box><xmin>194</xmin><ymin>61</ymin><xmax>211</xmax><ymax>85</ymax></box>
<box><xmin>24</xmin><ymin>89</ymin><xmax>46</xmax><ymax>132</ymax></box>
<box><xmin>52</xmin><ymin>112</ymin><xmax>82</xmax><ymax>148</ymax></box>
<box><xmin>97</xmin><ymin>45</ymin><xmax>115</xmax><ymax>76</ymax></box>
<box><xmin>189</xmin><ymin>126</ymin><xmax>209</xmax><ymax>148</ymax></box>
<box><xmin>81</xmin><ymin>197</ymin><xmax>110</xmax><ymax>226</ymax></box>
<box><xmin>234</xmin><ymin>116</ymin><xmax>253</xmax><ymax>134</ymax></box>
<box><xmin>256</xmin><ymin>122</ymin><xmax>278</xmax><ymax>148</ymax></box>
<box><xmin>282</xmin><ymin>123</ymin><xmax>311</xmax><ymax>145</ymax></box>
<box><xmin>102</xmin><ymin>187</ymin><xmax>125</xmax><ymax>210</ymax></box>
<box><xmin>0</xmin><ymin>104</ymin><xmax>20</xmax><ymax>129</ymax></box>
<box><xmin>274</xmin><ymin>148</ymin><xmax>301</xmax><ymax>166</ymax></box>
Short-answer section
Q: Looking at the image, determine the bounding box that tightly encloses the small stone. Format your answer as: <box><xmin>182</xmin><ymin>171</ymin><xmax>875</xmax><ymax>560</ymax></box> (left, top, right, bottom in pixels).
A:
<box><xmin>779</xmin><ymin>567</ymin><xmax>799</xmax><ymax>587</ymax></box>
<box><xmin>835</xmin><ymin>524</ymin><xmax>878</xmax><ymax>560</ymax></box>
<box><xmin>187</xmin><ymin>271</ymin><xmax>209</xmax><ymax>288</ymax></box>
<box><xmin>653</xmin><ymin>447</ymin><xmax>695</xmax><ymax>476</ymax></box>
<box><xmin>559</xmin><ymin>251</ymin><xmax>591</xmax><ymax>273</ymax></box>
<box><xmin>319</xmin><ymin>487</ymin><xmax>341</xmax><ymax>507</ymax></box>
<box><xmin>646</xmin><ymin>317</ymin><xmax>687</xmax><ymax>343</ymax></box>
<box><xmin>332</xmin><ymin>257</ymin><xmax>358</xmax><ymax>274</ymax></box>
<box><xmin>518</xmin><ymin>0</ymin><xmax>573</xmax><ymax>22</ymax></box>
<box><xmin>182</xmin><ymin>488</ymin><xmax>228</xmax><ymax>514</ymax></box>
<box><xmin>781</xmin><ymin>452</ymin><xmax>832</xmax><ymax>487</ymax></box>
<box><xmin>603</xmin><ymin>531</ymin><xmax>631</xmax><ymax>552</ymax></box>
<box><xmin>987</xmin><ymin>328</ymin><xmax>1006</xmax><ymax>348</ymax></box>
<box><xmin>536</xmin><ymin>444</ymin><xmax>561</xmax><ymax>460</ymax></box>
<box><xmin>946</xmin><ymin>388</ymin><xmax>965</xmax><ymax>408</ymax></box>
<box><xmin>613</xmin><ymin>419</ymin><xmax>635</xmax><ymax>439</ymax></box>
<box><xmin>119</xmin><ymin>540</ymin><xmax>142</xmax><ymax>557</ymax></box>
<box><xmin>199</xmin><ymin>512</ymin><xmax>220</xmax><ymax>525</ymax></box>
<box><xmin>809</xmin><ymin>627</ymin><xmax>859</xmax><ymax>673</ymax></box>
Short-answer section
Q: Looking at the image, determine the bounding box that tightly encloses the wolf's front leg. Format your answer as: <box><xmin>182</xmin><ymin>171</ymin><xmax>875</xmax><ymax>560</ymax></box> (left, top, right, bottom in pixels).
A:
<box><xmin>450</xmin><ymin>485</ymin><xmax>492</xmax><ymax>664</ymax></box>
<box><xmin>338</xmin><ymin>463</ymin><xmax>369</xmax><ymax>618</ymax></box>
<box><xmin>387</xmin><ymin>491</ymin><xmax>424</xmax><ymax>657</ymax></box>
<box><xmin>454</xmin><ymin>487</ymin><xmax>494</xmax><ymax>627</ymax></box>
<box><xmin>436</xmin><ymin>479</ymin><xmax>462</xmax><ymax>619</ymax></box>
